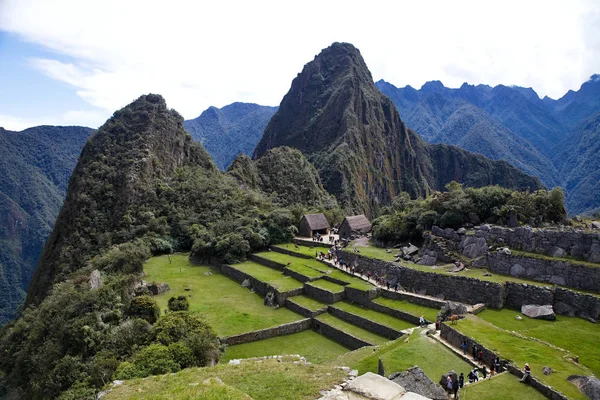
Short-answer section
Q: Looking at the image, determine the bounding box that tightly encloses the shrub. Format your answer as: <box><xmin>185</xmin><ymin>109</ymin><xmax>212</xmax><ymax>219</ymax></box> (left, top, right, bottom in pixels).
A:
<box><xmin>153</xmin><ymin>312</ymin><xmax>217</xmax><ymax>346</ymax></box>
<box><xmin>90</xmin><ymin>240</ymin><xmax>150</xmax><ymax>274</ymax></box>
<box><xmin>168</xmin><ymin>342</ymin><xmax>195</xmax><ymax>368</ymax></box>
<box><xmin>167</xmin><ymin>296</ymin><xmax>189</xmax><ymax>312</ymax></box>
<box><xmin>130</xmin><ymin>344</ymin><xmax>180</xmax><ymax>376</ymax></box>
<box><xmin>126</xmin><ymin>296</ymin><xmax>160</xmax><ymax>324</ymax></box>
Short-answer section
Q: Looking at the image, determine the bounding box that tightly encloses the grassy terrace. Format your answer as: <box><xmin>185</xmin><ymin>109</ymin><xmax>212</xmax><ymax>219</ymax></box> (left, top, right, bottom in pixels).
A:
<box><xmin>273</xmin><ymin>243</ymin><xmax>321</xmax><ymax>258</ymax></box>
<box><xmin>144</xmin><ymin>255</ymin><xmax>303</xmax><ymax>337</ymax></box>
<box><xmin>105</xmin><ymin>357</ymin><xmax>347</xmax><ymax>400</ymax></box>
<box><xmin>351</xmin><ymin>330</ymin><xmax>473</xmax><ymax>381</ymax></box>
<box><xmin>511</xmin><ymin>249</ymin><xmax>600</xmax><ymax>268</ymax></box>
<box><xmin>451</xmin><ymin>315</ymin><xmax>590</xmax><ymax>400</ymax></box>
<box><xmin>372</xmin><ymin>297</ymin><xmax>439</xmax><ymax>322</ymax></box>
<box><xmin>332</xmin><ymin>302</ymin><xmax>414</xmax><ymax>331</ymax></box>
<box><xmin>307</xmin><ymin>279</ymin><xmax>346</xmax><ymax>293</ymax></box>
<box><xmin>221</xmin><ymin>330</ymin><xmax>350</xmax><ymax>364</ymax></box>
<box><xmin>229</xmin><ymin>260</ymin><xmax>303</xmax><ymax>291</ymax></box>
<box><xmin>285</xmin><ymin>264</ymin><xmax>324</xmax><ymax>279</ymax></box>
<box><xmin>463</xmin><ymin>372</ymin><xmax>547</xmax><ymax>400</ymax></box>
<box><xmin>315</xmin><ymin>314</ymin><xmax>390</xmax><ymax>345</ymax></box>
<box><xmin>287</xmin><ymin>295</ymin><xmax>327</xmax><ymax>311</ymax></box>
<box><xmin>479</xmin><ymin>308</ymin><xmax>600</xmax><ymax>375</ymax></box>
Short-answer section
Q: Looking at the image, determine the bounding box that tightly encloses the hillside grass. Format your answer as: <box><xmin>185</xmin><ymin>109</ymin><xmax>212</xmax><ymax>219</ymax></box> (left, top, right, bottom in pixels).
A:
<box><xmin>451</xmin><ymin>315</ymin><xmax>590</xmax><ymax>400</ymax></box>
<box><xmin>351</xmin><ymin>330</ymin><xmax>473</xmax><ymax>382</ymax></box>
<box><xmin>307</xmin><ymin>279</ymin><xmax>346</xmax><ymax>293</ymax></box>
<box><xmin>478</xmin><ymin>308</ymin><xmax>600</xmax><ymax>375</ymax></box>
<box><xmin>144</xmin><ymin>255</ymin><xmax>303</xmax><ymax>336</ymax></box>
<box><xmin>372</xmin><ymin>297</ymin><xmax>439</xmax><ymax>322</ymax></box>
<box><xmin>229</xmin><ymin>260</ymin><xmax>304</xmax><ymax>291</ymax></box>
<box><xmin>332</xmin><ymin>302</ymin><xmax>414</xmax><ymax>331</ymax></box>
<box><xmin>221</xmin><ymin>330</ymin><xmax>350</xmax><ymax>364</ymax></box>
<box><xmin>104</xmin><ymin>357</ymin><xmax>347</xmax><ymax>400</ymax></box>
<box><xmin>315</xmin><ymin>314</ymin><xmax>390</xmax><ymax>345</ymax></box>
<box><xmin>287</xmin><ymin>295</ymin><xmax>327</xmax><ymax>311</ymax></box>
<box><xmin>462</xmin><ymin>372</ymin><xmax>548</xmax><ymax>400</ymax></box>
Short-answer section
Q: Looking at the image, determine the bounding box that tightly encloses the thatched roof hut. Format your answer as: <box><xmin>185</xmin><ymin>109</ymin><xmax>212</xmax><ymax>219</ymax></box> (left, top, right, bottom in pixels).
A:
<box><xmin>298</xmin><ymin>213</ymin><xmax>330</xmax><ymax>237</ymax></box>
<box><xmin>339</xmin><ymin>214</ymin><xmax>372</xmax><ymax>239</ymax></box>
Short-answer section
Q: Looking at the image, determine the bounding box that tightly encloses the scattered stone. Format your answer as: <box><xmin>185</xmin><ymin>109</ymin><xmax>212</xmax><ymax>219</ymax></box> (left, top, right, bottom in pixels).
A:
<box><xmin>461</xmin><ymin>236</ymin><xmax>488</xmax><ymax>258</ymax></box>
<box><xmin>521</xmin><ymin>304</ymin><xmax>556</xmax><ymax>321</ymax></box>
<box><xmin>348</xmin><ymin>370</ymin><xmax>358</xmax><ymax>377</ymax></box>
<box><xmin>344</xmin><ymin>372</ymin><xmax>406</xmax><ymax>399</ymax></box>
<box><xmin>499</xmin><ymin>247</ymin><xmax>511</xmax><ymax>255</ymax></box>
<box><xmin>388</xmin><ymin>366</ymin><xmax>447</xmax><ymax>400</ymax></box>
<box><xmin>228</xmin><ymin>359</ymin><xmax>241</xmax><ymax>365</ymax></box>
<box><xmin>568</xmin><ymin>375</ymin><xmax>600</xmax><ymax>400</ymax></box>
<box><xmin>547</xmin><ymin>246</ymin><xmax>566</xmax><ymax>258</ymax></box>
<box><xmin>402</xmin><ymin>244</ymin><xmax>419</xmax><ymax>257</ymax></box>
<box><xmin>516</xmin><ymin>315</ymin><xmax>523</xmax><ymax>320</ymax></box>
<box><xmin>480</xmin><ymin>224</ymin><xmax>491</xmax><ymax>232</ymax></box>
<box><xmin>457</xmin><ymin>227</ymin><xmax>466</xmax><ymax>235</ymax></box>
<box><xmin>89</xmin><ymin>269</ymin><xmax>102</xmax><ymax>290</ymax></box>
<box><xmin>438</xmin><ymin>301</ymin><xmax>467</xmax><ymax>321</ymax></box>
<box><xmin>204</xmin><ymin>271</ymin><xmax>213</xmax><ymax>276</ymax></box>
<box><xmin>542</xmin><ymin>366</ymin><xmax>554</xmax><ymax>376</ymax></box>
<box><xmin>592</xmin><ymin>221</ymin><xmax>600</xmax><ymax>230</ymax></box>
<box><xmin>241</xmin><ymin>279</ymin><xmax>251</xmax><ymax>288</ymax></box>
<box><xmin>574</xmin><ymin>216</ymin><xmax>583</xmax><ymax>223</ymax></box>
<box><xmin>146</xmin><ymin>282</ymin><xmax>170</xmax><ymax>296</ymax></box>
<box><xmin>418</xmin><ymin>255</ymin><xmax>437</xmax><ymax>266</ymax></box>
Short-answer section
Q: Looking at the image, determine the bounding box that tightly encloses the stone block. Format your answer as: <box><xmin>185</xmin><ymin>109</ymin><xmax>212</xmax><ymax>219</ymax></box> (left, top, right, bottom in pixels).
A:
<box><xmin>547</xmin><ymin>246</ymin><xmax>566</xmax><ymax>258</ymax></box>
<box><xmin>521</xmin><ymin>304</ymin><xmax>556</xmax><ymax>321</ymax></box>
<box><xmin>344</xmin><ymin>372</ymin><xmax>406</xmax><ymax>400</ymax></box>
<box><xmin>510</xmin><ymin>264</ymin><xmax>525</xmax><ymax>276</ymax></box>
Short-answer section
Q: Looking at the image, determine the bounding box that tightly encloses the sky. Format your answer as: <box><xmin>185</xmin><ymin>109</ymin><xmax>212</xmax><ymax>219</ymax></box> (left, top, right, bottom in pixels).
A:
<box><xmin>0</xmin><ymin>0</ymin><xmax>599</xmax><ymax>131</ymax></box>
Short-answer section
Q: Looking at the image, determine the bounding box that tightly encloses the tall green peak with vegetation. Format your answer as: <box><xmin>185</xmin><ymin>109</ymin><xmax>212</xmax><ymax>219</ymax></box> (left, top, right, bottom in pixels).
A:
<box><xmin>253</xmin><ymin>42</ymin><xmax>542</xmax><ymax>216</ymax></box>
<box><xmin>184</xmin><ymin>102</ymin><xmax>277</xmax><ymax>170</ymax></box>
<box><xmin>0</xmin><ymin>125</ymin><xmax>93</xmax><ymax>325</ymax></box>
<box><xmin>1</xmin><ymin>94</ymin><xmax>302</xmax><ymax>399</ymax></box>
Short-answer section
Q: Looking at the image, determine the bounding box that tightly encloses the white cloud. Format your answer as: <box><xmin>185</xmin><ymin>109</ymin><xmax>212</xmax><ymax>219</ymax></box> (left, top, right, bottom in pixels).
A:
<box><xmin>0</xmin><ymin>109</ymin><xmax>108</xmax><ymax>131</ymax></box>
<box><xmin>1</xmin><ymin>0</ymin><xmax>599</xmax><ymax>128</ymax></box>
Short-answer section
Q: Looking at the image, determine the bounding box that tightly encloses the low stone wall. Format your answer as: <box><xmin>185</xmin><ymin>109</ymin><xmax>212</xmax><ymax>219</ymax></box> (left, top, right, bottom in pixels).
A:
<box><xmin>293</xmin><ymin>238</ymin><xmax>333</xmax><ymax>249</ymax></box>
<box><xmin>488</xmin><ymin>252</ymin><xmax>600</xmax><ymax>292</ymax></box>
<box><xmin>304</xmin><ymin>282</ymin><xmax>345</xmax><ymax>304</ymax></box>
<box><xmin>322</xmin><ymin>275</ymin><xmax>351</xmax><ymax>286</ymax></box>
<box><xmin>221</xmin><ymin>318</ymin><xmax>311</xmax><ymax>346</ymax></box>
<box><xmin>366</xmin><ymin>301</ymin><xmax>420</xmax><ymax>325</ymax></box>
<box><xmin>328</xmin><ymin>306</ymin><xmax>403</xmax><ymax>340</ymax></box>
<box><xmin>441</xmin><ymin>323</ymin><xmax>569</xmax><ymax>400</ymax></box>
<box><xmin>284</xmin><ymin>298</ymin><xmax>327</xmax><ymax>318</ymax></box>
<box><xmin>380</xmin><ymin>290</ymin><xmax>446</xmax><ymax>309</ymax></box>
<box><xmin>554</xmin><ymin>288</ymin><xmax>600</xmax><ymax>320</ymax></box>
<box><xmin>249</xmin><ymin>254</ymin><xmax>285</xmax><ymax>271</ymax></box>
<box><xmin>477</xmin><ymin>225</ymin><xmax>600</xmax><ymax>264</ymax></box>
<box><xmin>270</xmin><ymin>246</ymin><xmax>314</xmax><ymax>260</ymax></box>
<box><xmin>314</xmin><ymin>319</ymin><xmax>373</xmax><ymax>349</ymax></box>
<box><xmin>345</xmin><ymin>286</ymin><xmax>379</xmax><ymax>305</ymax></box>
<box><xmin>504</xmin><ymin>283</ymin><xmax>554</xmax><ymax>310</ymax></box>
<box><xmin>283</xmin><ymin>267</ymin><xmax>318</xmax><ymax>283</ymax></box>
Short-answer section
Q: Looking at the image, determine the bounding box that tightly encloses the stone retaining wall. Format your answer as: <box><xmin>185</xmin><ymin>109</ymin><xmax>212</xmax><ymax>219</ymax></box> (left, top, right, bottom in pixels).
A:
<box><xmin>328</xmin><ymin>306</ymin><xmax>403</xmax><ymax>340</ymax></box>
<box><xmin>249</xmin><ymin>254</ymin><xmax>285</xmax><ymax>271</ymax></box>
<box><xmin>476</xmin><ymin>225</ymin><xmax>600</xmax><ymax>263</ymax></box>
<box><xmin>293</xmin><ymin>238</ymin><xmax>332</xmax><ymax>249</ymax></box>
<box><xmin>554</xmin><ymin>288</ymin><xmax>600</xmax><ymax>320</ymax></box>
<box><xmin>284</xmin><ymin>298</ymin><xmax>327</xmax><ymax>318</ymax></box>
<box><xmin>304</xmin><ymin>282</ymin><xmax>345</xmax><ymax>304</ymax></box>
<box><xmin>322</xmin><ymin>275</ymin><xmax>351</xmax><ymax>286</ymax></box>
<box><xmin>339</xmin><ymin>251</ymin><xmax>506</xmax><ymax>308</ymax></box>
<box><xmin>314</xmin><ymin>319</ymin><xmax>373</xmax><ymax>349</ymax></box>
<box><xmin>365</xmin><ymin>301</ymin><xmax>421</xmax><ymax>325</ymax></box>
<box><xmin>441</xmin><ymin>323</ymin><xmax>569</xmax><ymax>400</ymax></box>
<box><xmin>345</xmin><ymin>286</ymin><xmax>379</xmax><ymax>305</ymax></box>
<box><xmin>380</xmin><ymin>290</ymin><xmax>446</xmax><ymax>309</ymax></box>
<box><xmin>283</xmin><ymin>267</ymin><xmax>319</xmax><ymax>283</ymax></box>
<box><xmin>221</xmin><ymin>318</ymin><xmax>311</xmax><ymax>346</ymax></box>
<box><xmin>488</xmin><ymin>252</ymin><xmax>600</xmax><ymax>292</ymax></box>
<box><xmin>270</xmin><ymin>246</ymin><xmax>314</xmax><ymax>260</ymax></box>
<box><xmin>504</xmin><ymin>283</ymin><xmax>555</xmax><ymax>310</ymax></box>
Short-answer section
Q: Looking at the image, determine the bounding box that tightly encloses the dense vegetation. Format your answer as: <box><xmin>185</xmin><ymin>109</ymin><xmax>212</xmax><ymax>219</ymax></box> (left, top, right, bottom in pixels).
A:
<box><xmin>184</xmin><ymin>102</ymin><xmax>277</xmax><ymax>169</ymax></box>
<box><xmin>373</xmin><ymin>182</ymin><xmax>566</xmax><ymax>243</ymax></box>
<box><xmin>0</xmin><ymin>94</ymin><xmax>302</xmax><ymax>399</ymax></box>
<box><xmin>0</xmin><ymin>126</ymin><xmax>92</xmax><ymax>325</ymax></box>
<box><xmin>253</xmin><ymin>42</ymin><xmax>541</xmax><ymax>216</ymax></box>
<box><xmin>376</xmin><ymin>74</ymin><xmax>600</xmax><ymax>215</ymax></box>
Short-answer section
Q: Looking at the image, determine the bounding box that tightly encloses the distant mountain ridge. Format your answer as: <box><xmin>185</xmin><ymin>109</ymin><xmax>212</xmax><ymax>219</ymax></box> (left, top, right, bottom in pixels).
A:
<box><xmin>184</xmin><ymin>102</ymin><xmax>277</xmax><ymax>169</ymax></box>
<box><xmin>0</xmin><ymin>125</ymin><xmax>93</xmax><ymax>324</ymax></box>
<box><xmin>376</xmin><ymin>75</ymin><xmax>600</xmax><ymax>215</ymax></box>
<box><xmin>253</xmin><ymin>42</ymin><xmax>541</xmax><ymax>216</ymax></box>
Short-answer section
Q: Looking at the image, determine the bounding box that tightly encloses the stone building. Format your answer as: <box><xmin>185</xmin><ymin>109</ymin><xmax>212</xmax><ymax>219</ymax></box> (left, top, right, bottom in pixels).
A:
<box><xmin>339</xmin><ymin>214</ymin><xmax>372</xmax><ymax>240</ymax></box>
<box><xmin>298</xmin><ymin>213</ymin><xmax>330</xmax><ymax>237</ymax></box>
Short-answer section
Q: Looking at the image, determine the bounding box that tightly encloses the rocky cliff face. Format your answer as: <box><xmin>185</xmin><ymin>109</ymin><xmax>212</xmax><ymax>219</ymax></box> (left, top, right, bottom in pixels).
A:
<box><xmin>254</xmin><ymin>43</ymin><xmax>542</xmax><ymax>216</ymax></box>
<box><xmin>26</xmin><ymin>94</ymin><xmax>213</xmax><ymax>304</ymax></box>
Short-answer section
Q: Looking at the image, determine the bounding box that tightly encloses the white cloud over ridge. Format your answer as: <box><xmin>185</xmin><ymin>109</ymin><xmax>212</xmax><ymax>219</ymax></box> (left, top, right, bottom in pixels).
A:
<box><xmin>1</xmin><ymin>0</ymin><xmax>599</xmax><ymax>128</ymax></box>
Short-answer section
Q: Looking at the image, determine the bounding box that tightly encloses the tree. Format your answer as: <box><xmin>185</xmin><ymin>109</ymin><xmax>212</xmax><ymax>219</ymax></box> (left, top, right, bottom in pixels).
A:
<box><xmin>126</xmin><ymin>296</ymin><xmax>160</xmax><ymax>324</ymax></box>
<box><xmin>167</xmin><ymin>296</ymin><xmax>189</xmax><ymax>312</ymax></box>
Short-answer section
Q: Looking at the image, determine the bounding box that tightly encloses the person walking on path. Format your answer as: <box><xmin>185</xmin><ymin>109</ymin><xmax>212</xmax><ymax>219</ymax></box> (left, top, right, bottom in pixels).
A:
<box><xmin>459</xmin><ymin>372</ymin><xmax>464</xmax><ymax>388</ymax></box>
<box><xmin>452</xmin><ymin>376</ymin><xmax>459</xmax><ymax>399</ymax></box>
<box><xmin>481</xmin><ymin>365</ymin><xmax>488</xmax><ymax>379</ymax></box>
<box><xmin>490</xmin><ymin>362</ymin><xmax>495</xmax><ymax>377</ymax></box>
<box><xmin>461</xmin><ymin>340</ymin><xmax>467</xmax><ymax>355</ymax></box>
<box><xmin>446</xmin><ymin>376</ymin><xmax>453</xmax><ymax>395</ymax></box>
<box><xmin>472</xmin><ymin>344</ymin><xmax>478</xmax><ymax>360</ymax></box>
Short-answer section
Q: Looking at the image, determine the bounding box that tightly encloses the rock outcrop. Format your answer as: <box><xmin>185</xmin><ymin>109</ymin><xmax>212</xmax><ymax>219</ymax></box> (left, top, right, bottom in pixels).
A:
<box><xmin>521</xmin><ymin>304</ymin><xmax>556</xmax><ymax>321</ymax></box>
<box><xmin>388</xmin><ymin>367</ymin><xmax>447</xmax><ymax>400</ymax></box>
<box><xmin>568</xmin><ymin>375</ymin><xmax>600</xmax><ymax>400</ymax></box>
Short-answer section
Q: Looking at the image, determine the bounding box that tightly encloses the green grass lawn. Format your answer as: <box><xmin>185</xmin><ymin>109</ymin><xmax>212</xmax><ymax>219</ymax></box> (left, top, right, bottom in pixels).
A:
<box><xmin>332</xmin><ymin>302</ymin><xmax>414</xmax><ymax>331</ymax></box>
<box><xmin>104</xmin><ymin>357</ymin><xmax>347</xmax><ymax>400</ymax></box>
<box><xmin>372</xmin><ymin>297</ymin><xmax>439</xmax><ymax>322</ymax></box>
<box><xmin>285</xmin><ymin>264</ymin><xmax>324</xmax><ymax>279</ymax></box>
<box><xmin>273</xmin><ymin>243</ymin><xmax>321</xmax><ymax>258</ymax></box>
<box><xmin>352</xmin><ymin>330</ymin><xmax>473</xmax><ymax>382</ymax></box>
<box><xmin>287</xmin><ymin>295</ymin><xmax>327</xmax><ymax>312</ymax></box>
<box><xmin>307</xmin><ymin>279</ymin><xmax>346</xmax><ymax>293</ymax></box>
<box><xmin>462</xmin><ymin>372</ymin><xmax>548</xmax><ymax>400</ymax></box>
<box><xmin>144</xmin><ymin>255</ymin><xmax>303</xmax><ymax>337</ymax></box>
<box><xmin>315</xmin><ymin>314</ymin><xmax>390</xmax><ymax>345</ymax></box>
<box><xmin>229</xmin><ymin>261</ymin><xmax>304</xmax><ymax>291</ymax></box>
<box><xmin>478</xmin><ymin>308</ymin><xmax>600</xmax><ymax>375</ymax></box>
<box><xmin>221</xmin><ymin>330</ymin><xmax>350</xmax><ymax>364</ymax></box>
<box><xmin>452</xmin><ymin>315</ymin><xmax>590</xmax><ymax>400</ymax></box>
<box><xmin>349</xmin><ymin>240</ymin><xmax>398</xmax><ymax>262</ymax></box>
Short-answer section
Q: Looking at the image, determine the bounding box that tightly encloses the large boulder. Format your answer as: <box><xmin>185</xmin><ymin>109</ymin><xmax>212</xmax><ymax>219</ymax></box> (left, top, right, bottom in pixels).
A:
<box><xmin>402</xmin><ymin>244</ymin><xmax>419</xmax><ymax>257</ymax></box>
<box><xmin>592</xmin><ymin>221</ymin><xmax>600</xmax><ymax>230</ymax></box>
<box><xmin>389</xmin><ymin>367</ymin><xmax>447</xmax><ymax>400</ymax></box>
<box><xmin>438</xmin><ymin>301</ymin><xmax>468</xmax><ymax>321</ymax></box>
<box><xmin>547</xmin><ymin>246</ymin><xmax>566</xmax><ymax>258</ymax></box>
<box><xmin>510</xmin><ymin>264</ymin><xmax>526</xmax><ymax>277</ymax></box>
<box><xmin>344</xmin><ymin>372</ymin><xmax>406</xmax><ymax>399</ymax></box>
<box><xmin>147</xmin><ymin>282</ymin><xmax>170</xmax><ymax>296</ymax></box>
<box><xmin>568</xmin><ymin>375</ymin><xmax>600</xmax><ymax>400</ymax></box>
<box><xmin>89</xmin><ymin>269</ymin><xmax>102</xmax><ymax>290</ymax></box>
<box><xmin>418</xmin><ymin>255</ymin><xmax>437</xmax><ymax>266</ymax></box>
<box><xmin>461</xmin><ymin>236</ymin><xmax>488</xmax><ymax>258</ymax></box>
<box><xmin>521</xmin><ymin>304</ymin><xmax>556</xmax><ymax>321</ymax></box>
